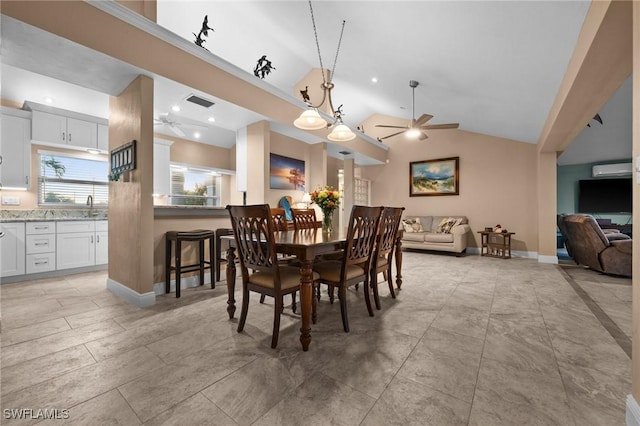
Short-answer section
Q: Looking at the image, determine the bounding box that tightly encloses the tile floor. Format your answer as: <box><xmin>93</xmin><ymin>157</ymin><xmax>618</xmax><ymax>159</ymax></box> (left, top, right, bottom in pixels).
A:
<box><xmin>0</xmin><ymin>251</ymin><xmax>631</xmax><ymax>425</ymax></box>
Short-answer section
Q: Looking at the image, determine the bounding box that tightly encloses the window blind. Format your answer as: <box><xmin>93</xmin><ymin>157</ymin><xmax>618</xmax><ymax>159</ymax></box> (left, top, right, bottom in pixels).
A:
<box><xmin>38</xmin><ymin>153</ymin><xmax>108</xmax><ymax>206</ymax></box>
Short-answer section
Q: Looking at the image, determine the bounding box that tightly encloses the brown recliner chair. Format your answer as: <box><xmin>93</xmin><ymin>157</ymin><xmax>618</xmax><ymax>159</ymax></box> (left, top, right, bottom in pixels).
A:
<box><xmin>562</xmin><ymin>214</ymin><xmax>632</xmax><ymax>277</ymax></box>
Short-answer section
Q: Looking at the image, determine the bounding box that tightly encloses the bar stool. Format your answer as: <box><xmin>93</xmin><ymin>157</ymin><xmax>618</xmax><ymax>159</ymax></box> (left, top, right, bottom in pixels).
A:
<box><xmin>165</xmin><ymin>230</ymin><xmax>215</xmax><ymax>298</ymax></box>
<box><xmin>215</xmin><ymin>228</ymin><xmax>234</xmax><ymax>282</ymax></box>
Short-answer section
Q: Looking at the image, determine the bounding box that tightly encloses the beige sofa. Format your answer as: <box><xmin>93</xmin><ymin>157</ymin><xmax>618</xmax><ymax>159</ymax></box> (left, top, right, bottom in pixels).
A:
<box><xmin>400</xmin><ymin>215</ymin><xmax>471</xmax><ymax>255</ymax></box>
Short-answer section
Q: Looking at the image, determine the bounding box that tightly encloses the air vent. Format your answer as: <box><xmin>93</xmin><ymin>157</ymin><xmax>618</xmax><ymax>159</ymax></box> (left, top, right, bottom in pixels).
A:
<box><xmin>338</xmin><ymin>150</ymin><xmax>352</xmax><ymax>155</ymax></box>
<box><xmin>185</xmin><ymin>94</ymin><xmax>215</xmax><ymax>108</ymax></box>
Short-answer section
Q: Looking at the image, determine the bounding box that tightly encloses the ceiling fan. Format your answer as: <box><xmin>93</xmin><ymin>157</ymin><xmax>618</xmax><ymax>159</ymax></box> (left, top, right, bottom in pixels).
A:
<box><xmin>375</xmin><ymin>80</ymin><xmax>459</xmax><ymax>142</ymax></box>
<box><xmin>154</xmin><ymin>114</ymin><xmax>207</xmax><ymax>138</ymax></box>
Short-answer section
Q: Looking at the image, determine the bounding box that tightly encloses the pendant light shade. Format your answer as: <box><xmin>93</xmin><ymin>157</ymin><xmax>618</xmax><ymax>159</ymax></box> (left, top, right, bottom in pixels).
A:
<box><xmin>327</xmin><ymin>123</ymin><xmax>356</xmax><ymax>142</ymax></box>
<box><xmin>293</xmin><ymin>109</ymin><xmax>328</xmax><ymax>130</ymax></box>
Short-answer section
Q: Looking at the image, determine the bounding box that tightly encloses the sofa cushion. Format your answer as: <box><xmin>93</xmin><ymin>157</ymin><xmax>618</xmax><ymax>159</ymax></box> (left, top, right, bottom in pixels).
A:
<box><xmin>424</xmin><ymin>233</ymin><xmax>454</xmax><ymax>243</ymax></box>
<box><xmin>402</xmin><ymin>232</ymin><xmax>426</xmax><ymax>242</ymax></box>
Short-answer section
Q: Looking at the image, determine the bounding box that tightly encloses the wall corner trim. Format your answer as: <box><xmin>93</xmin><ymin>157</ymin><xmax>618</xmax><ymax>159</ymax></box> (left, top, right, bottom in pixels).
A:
<box><xmin>537</xmin><ymin>255</ymin><xmax>559</xmax><ymax>264</ymax></box>
<box><xmin>107</xmin><ymin>278</ymin><xmax>156</xmax><ymax>307</ymax></box>
<box><xmin>627</xmin><ymin>395</ymin><xmax>640</xmax><ymax>426</ymax></box>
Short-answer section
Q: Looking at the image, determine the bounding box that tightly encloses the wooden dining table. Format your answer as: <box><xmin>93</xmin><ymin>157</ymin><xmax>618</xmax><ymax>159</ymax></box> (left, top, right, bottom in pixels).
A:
<box><xmin>222</xmin><ymin>229</ymin><xmax>404</xmax><ymax>351</ymax></box>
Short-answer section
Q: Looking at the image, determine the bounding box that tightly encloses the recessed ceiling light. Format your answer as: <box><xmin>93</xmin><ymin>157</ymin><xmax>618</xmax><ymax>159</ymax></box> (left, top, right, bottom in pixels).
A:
<box><xmin>207</xmin><ymin>117</ymin><xmax>216</xmax><ymax>123</ymax></box>
<box><xmin>371</xmin><ymin>77</ymin><xmax>378</xmax><ymax>83</ymax></box>
<box><xmin>194</xmin><ymin>132</ymin><xmax>201</xmax><ymax>138</ymax></box>
<box><xmin>171</xmin><ymin>105</ymin><xmax>181</xmax><ymax>112</ymax></box>
<box><xmin>44</xmin><ymin>96</ymin><xmax>54</xmax><ymax>104</ymax></box>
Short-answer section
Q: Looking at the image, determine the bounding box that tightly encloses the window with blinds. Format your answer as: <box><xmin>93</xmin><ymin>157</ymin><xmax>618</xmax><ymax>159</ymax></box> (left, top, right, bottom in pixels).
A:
<box><xmin>355</xmin><ymin>178</ymin><xmax>370</xmax><ymax>206</ymax></box>
<box><xmin>38</xmin><ymin>152</ymin><xmax>108</xmax><ymax>206</ymax></box>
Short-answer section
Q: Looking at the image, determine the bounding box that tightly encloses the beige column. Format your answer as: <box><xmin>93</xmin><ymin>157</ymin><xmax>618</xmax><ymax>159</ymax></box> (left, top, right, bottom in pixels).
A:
<box><xmin>107</xmin><ymin>75</ymin><xmax>155</xmax><ymax>306</ymax></box>
<box><xmin>245</xmin><ymin>121</ymin><xmax>270</xmax><ymax>204</ymax></box>
<box><xmin>536</xmin><ymin>151</ymin><xmax>557</xmax><ymax>263</ymax></box>
<box><xmin>631</xmin><ymin>0</ymin><xmax>640</xmax><ymax>408</ymax></box>
<box><xmin>342</xmin><ymin>158</ymin><xmax>355</xmax><ymax>233</ymax></box>
<box><xmin>307</xmin><ymin>143</ymin><xmax>328</xmax><ymax>191</ymax></box>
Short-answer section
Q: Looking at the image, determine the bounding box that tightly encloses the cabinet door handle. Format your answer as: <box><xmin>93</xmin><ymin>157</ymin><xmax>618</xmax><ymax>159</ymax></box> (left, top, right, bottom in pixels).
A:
<box><xmin>0</xmin><ymin>232</ymin><xmax>4</xmax><ymax>239</ymax></box>
<box><xmin>91</xmin><ymin>235</ymin><xmax>93</xmax><ymax>244</ymax></box>
<box><xmin>35</xmin><ymin>260</ymin><xmax>49</xmax><ymax>265</ymax></box>
<box><xmin>68</xmin><ymin>133</ymin><xmax>72</xmax><ymax>142</ymax></box>
<box><xmin>97</xmin><ymin>235</ymin><xmax>100</xmax><ymax>243</ymax></box>
<box><xmin>34</xmin><ymin>226</ymin><xmax>48</xmax><ymax>230</ymax></box>
<box><xmin>0</xmin><ymin>155</ymin><xmax>3</xmax><ymax>165</ymax></box>
<box><xmin>34</xmin><ymin>242</ymin><xmax>48</xmax><ymax>246</ymax></box>
<box><xmin>25</xmin><ymin>176</ymin><xmax>29</xmax><ymax>185</ymax></box>
<box><xmin>62</xmin><ymin>132</ymin><xmax>65</xmax><ymax>141</ymax></box>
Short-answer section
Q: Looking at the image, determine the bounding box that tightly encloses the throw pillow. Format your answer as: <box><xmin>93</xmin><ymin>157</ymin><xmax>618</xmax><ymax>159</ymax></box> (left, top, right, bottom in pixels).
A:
<box><xmin>437</xmin><ymin>217</ymin><xmax>460</xmax><ymax>234</ymax></box>
<box><xmin>402</xmin><ymin>218</ymin><xmax>423</xmax><ymax>233</ymax></box>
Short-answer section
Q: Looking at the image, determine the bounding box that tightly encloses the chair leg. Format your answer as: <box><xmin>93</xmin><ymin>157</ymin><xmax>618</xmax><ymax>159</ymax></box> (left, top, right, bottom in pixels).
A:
<box><xmin>199</xmin><ymin>239</ymin><xmax>205</xmax><ymax>285</ymax></box>
<box><xmin>371</xmin><ymin>272</ymin><xmax>381</xmax><ymax>311</ymax></box>
<box><xmin>386</xmin><ymin>263</ymin><xmax>396</xmax><ymax>299</ymax></box>
<box><xmin>237</xmin><ymin>284</ymin><xmax>250</xmax><ymax>333</ymax></box>
<box><xmin>363</xmin><ymin>277</ymin><xmax>374</xmax><ymax>317</ymax></box>
<box><xmin>176</xmin><ymin>239</ymin><xmax>182</xmax><ymax>298</ymax></box>
<box><xmin>329</xmin><ymin>285</ymin><xmax>335</xmax><ymax>304</ymax></box>
<box><xmin>291</xmin><ymin>292</ymin><xmax>297</xmax><ymax>314</ymax></box>
<box><xmin>165</xmin><ymin>238</ymin><xmax>171</xmax><ymax>294</ymax></box>
<box><xmin>271</xmin><ymin>296</ymin><xmax>282</xmax><ymax>348</ymax></box>
<box><xmin>339</xmin><ymin>285</ymin><xmax>349</xmax><ymax>332</ymax></box>
<box><xmin>260</xmin><ymin>294</ymin><xmax>266</xmax><ymax>304</ymax></box>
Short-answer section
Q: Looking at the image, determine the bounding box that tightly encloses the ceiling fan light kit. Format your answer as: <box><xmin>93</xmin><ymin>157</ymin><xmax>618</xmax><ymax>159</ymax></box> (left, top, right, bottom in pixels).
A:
<box><xmin>293</xmin><ymin>0</ymin><xmax>355</xmax><ymax>142</ymax></box>
<box><xmin>375</xmin><ymin>80</ymin><xmax>459</xmax><ymax>142</ymax></box>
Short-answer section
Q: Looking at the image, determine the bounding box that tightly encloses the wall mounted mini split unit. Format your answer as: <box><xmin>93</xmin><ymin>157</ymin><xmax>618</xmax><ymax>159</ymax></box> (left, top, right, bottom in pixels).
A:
<box><xmin>591</xmin><ymin>163</ymin><xmax>633</xmax><ymax>177</ymax></box>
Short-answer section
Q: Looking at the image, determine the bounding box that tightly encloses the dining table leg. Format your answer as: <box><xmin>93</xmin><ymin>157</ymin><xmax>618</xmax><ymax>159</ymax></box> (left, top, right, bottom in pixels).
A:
<box><xmin>299</xmin><ymin>258</ymin><xmax>313</xmax><ymax>351</ymax></box>
<box><xmin>226</xmin><ymin>246</ymin><xmax>236</xmax><ymax>319</ymax></box>
<box><xmin>395</xmin><ymin>237</ymin><xmax>403</xmax><ymax>289</ymax></box>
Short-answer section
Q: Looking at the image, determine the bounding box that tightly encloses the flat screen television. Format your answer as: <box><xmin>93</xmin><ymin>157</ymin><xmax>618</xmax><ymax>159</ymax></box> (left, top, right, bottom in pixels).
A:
<box><xmin>578</xmin><ymin>178</ymin><xmax>632</xmax><ymax>213</ymax></box>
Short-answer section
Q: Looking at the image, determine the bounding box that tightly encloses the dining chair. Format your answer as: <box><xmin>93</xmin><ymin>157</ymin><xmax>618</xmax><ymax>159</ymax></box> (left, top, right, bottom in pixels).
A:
<box><xmin>227</xmin><ymin>204</ymin><xmax>318</xmax><ymax>348</ymax></box>
<box><xmin>291</xmin><ymin>208</ymin><xmax>319</xmax><ymax>230</ymax></box>
<box><xmin>370</xmin><ymin>206</ymin><xmax>405</xmax><ymax>309</ymax></box>
<box><xmin>270</xmin><ymin>207</ymin><xmax>289</xmax><ymax>231</ymax></box>
<box><xmin>313</xmin><ymin>205</ymin><xmax>383</xmax><ymax>332</ymax></box>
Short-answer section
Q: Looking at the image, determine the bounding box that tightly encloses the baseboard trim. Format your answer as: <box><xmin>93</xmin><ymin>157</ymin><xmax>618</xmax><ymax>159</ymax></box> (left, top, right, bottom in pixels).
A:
<box><xmin>107</xmin><ymin>278</ymin><xmax>156</xmax><ymax>307</ymax></box>
<box><xmin>153</xmin><ymin>274</ymin><xmax>213</xmax><ymax>295</ymax></box>
<box><xmin>627</xmin><ymin>395</ymin><xmax>640</xmax><ymax>426</ymax></box>
<box><xmin>538</xmin><ymin>254</ymin><xmax>559</xmax><ymax>264</ymax></box>
<box><xmin>512</xmin><ymin>250</ymin><xmax>537</xmax><ymax>259</ymax></box>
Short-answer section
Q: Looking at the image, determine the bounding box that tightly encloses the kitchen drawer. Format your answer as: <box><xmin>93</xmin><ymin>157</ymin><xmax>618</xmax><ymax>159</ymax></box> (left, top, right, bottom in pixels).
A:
<box><xmin>26</xmin><ymin>222</ymin><xmax>55</xmax><ymax>235</ymax></box>
<box><xmin>26</xmin><ymin>253</ymin><xmax>56</xmax><ymax>274</ymax></box>
<box><xmin>95</xmin><ymin>221</ymin><xmax>108</xmax><ymax>232</ymax></box>
<box><xmin>26</xmin><ymin>234</ymin><xmax>55</xmax><ymax>254</ymax></box>
<box><xmin>57</xmin><ymin>221</ymin><xmax>95</xmax><ymax>233</ymax></box>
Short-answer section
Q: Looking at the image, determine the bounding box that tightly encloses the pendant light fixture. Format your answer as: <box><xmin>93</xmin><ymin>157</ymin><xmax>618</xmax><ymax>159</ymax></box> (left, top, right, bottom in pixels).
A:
<box><xmin>294</xmin><ymin>1</ymin><xmax>355</xmax><ymax>142</ymax></box>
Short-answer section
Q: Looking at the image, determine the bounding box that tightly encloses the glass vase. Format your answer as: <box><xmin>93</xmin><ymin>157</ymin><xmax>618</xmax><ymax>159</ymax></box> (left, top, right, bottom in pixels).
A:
<box><xmin>322</xmin><ymin>210</ymin><xmax>333</xmax><ymax>234</ymax></box>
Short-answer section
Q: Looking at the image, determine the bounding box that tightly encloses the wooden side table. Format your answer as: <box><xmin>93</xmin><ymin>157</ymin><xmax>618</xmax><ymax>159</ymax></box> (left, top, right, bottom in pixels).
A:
<box><xmin>478</xmin><ymin>231</ymin><xmax>515</xmax><ymax>259</ymax></box>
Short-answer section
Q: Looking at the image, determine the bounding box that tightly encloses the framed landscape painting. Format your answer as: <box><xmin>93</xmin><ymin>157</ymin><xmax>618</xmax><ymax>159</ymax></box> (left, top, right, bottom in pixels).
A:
<box><xmin>270</xmin><ymin>153</ymin><xmax>305</xmax><ymax>190</ymax></box>
<box><xmin>410</xmin><ymin>156</ymin><xmax>459</xmax><ymax>196</ymax></box>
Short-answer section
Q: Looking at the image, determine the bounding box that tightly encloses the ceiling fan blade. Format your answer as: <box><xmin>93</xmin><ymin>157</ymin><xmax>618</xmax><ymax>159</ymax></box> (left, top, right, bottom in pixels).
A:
<box><xmin>422</xmin><ymin>123</ymin><xmax>459</xmax><ymax>130</ymax></box>
<box><xmin>415</xmin><ymin>114</ymin><xmax>434</xmax><ymax>125</ymax></box>
<box><xmin>169</xmin><ymin>125</ymin><xmax>185</xmax><ymax>137</ymax></box>
<box><xmin>378</xmin><ymin>130</ymin><xmax>406</xmax><ymax>141</ymax></box>
<box><xmin>375</xmin><ymin>124</ymin><xmax>409</xmax><ymax>129</ymax></box>
<box><xmin>418</xmin><ymin>131</ymin><xmax>429</xmax><ymax>140</ymax></box>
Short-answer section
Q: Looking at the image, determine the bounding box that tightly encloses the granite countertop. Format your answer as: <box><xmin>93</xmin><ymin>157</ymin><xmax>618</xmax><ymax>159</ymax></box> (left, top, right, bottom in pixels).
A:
<box><xmin>0</xmin><ymin>209</ymin><xmax>108</xmax><ymax>222</ymax></box>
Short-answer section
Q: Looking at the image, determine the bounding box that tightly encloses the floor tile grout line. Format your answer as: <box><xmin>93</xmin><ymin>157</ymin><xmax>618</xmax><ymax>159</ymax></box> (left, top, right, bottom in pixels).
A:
<box><xmin>199</xmin><ymin>390</ymin><xmax>242</xmax><ymax>426</ymax></box>
<box><xmin>116</xmin><ymin>388</ymin><xmax>144</xmax><ymax>425</ymax></box>
<box><xmin>557</xmin><ymin>265</ymin><xmax>632</xmax><ymax>359</ymax></box>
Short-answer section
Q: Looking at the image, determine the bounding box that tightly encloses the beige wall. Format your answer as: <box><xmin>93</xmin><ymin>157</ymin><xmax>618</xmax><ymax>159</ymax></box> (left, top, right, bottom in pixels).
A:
<box><xmin>155</xmin><ymin>133</ymin><xmax>233</xmax><ymax>171</ymax></box>
<box><xmin>267</xmin><ymin>131</ymin><xmax>310</xmax><ymax>207</ymax></box>
<box><xmin>362</xmin><ymin>129</ymin><xmax>538</xmax><ymax>252</ymax></box>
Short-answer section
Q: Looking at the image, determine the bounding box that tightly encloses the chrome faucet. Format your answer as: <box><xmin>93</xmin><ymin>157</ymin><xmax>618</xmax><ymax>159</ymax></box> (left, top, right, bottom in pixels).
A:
<box><xmin>86</xmin><ymin>195</ymin><xmax>94</xmax><ymax>215</ymax></box>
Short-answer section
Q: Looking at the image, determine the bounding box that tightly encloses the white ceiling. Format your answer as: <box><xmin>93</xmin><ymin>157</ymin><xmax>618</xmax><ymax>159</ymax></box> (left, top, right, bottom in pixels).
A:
<box><xmin>3</xmin><ymin>1</ymin><xmax>627</xmax><ymax>166</ymax></box>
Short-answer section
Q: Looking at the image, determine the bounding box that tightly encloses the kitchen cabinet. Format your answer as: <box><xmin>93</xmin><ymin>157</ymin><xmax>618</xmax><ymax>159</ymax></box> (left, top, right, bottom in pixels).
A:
<box><xmin>95</xmin><ymin>221</ymin><xmax>109</xmax><ymax>265</ymax></box>
<box><xmin>1</xmin><ymin>222</ymin><xmax>26</xmax><ymax>277</ymax></box>
<box><xmin>32</xmin><ymin>110</ymin><xmax>98</xmax><ymax>149</ymax></box>
<box><xmin>56</xmin><ymin>221</ymin><xmax>107</xmax><ymax>270</ymax></box>
<box><xmin>97</xmin><ymin>124</ymin><xmax>109</xmax><ymax>152</ymax></box>
<box><xmin>26</xmin><ymin>222</ymin><xmax>56</xmax><ymax>274</ymax></box>
<box><xmin>0</xmin><ymin>110</ymin><xmax>31</xmax><ymax>189</ymax></box>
